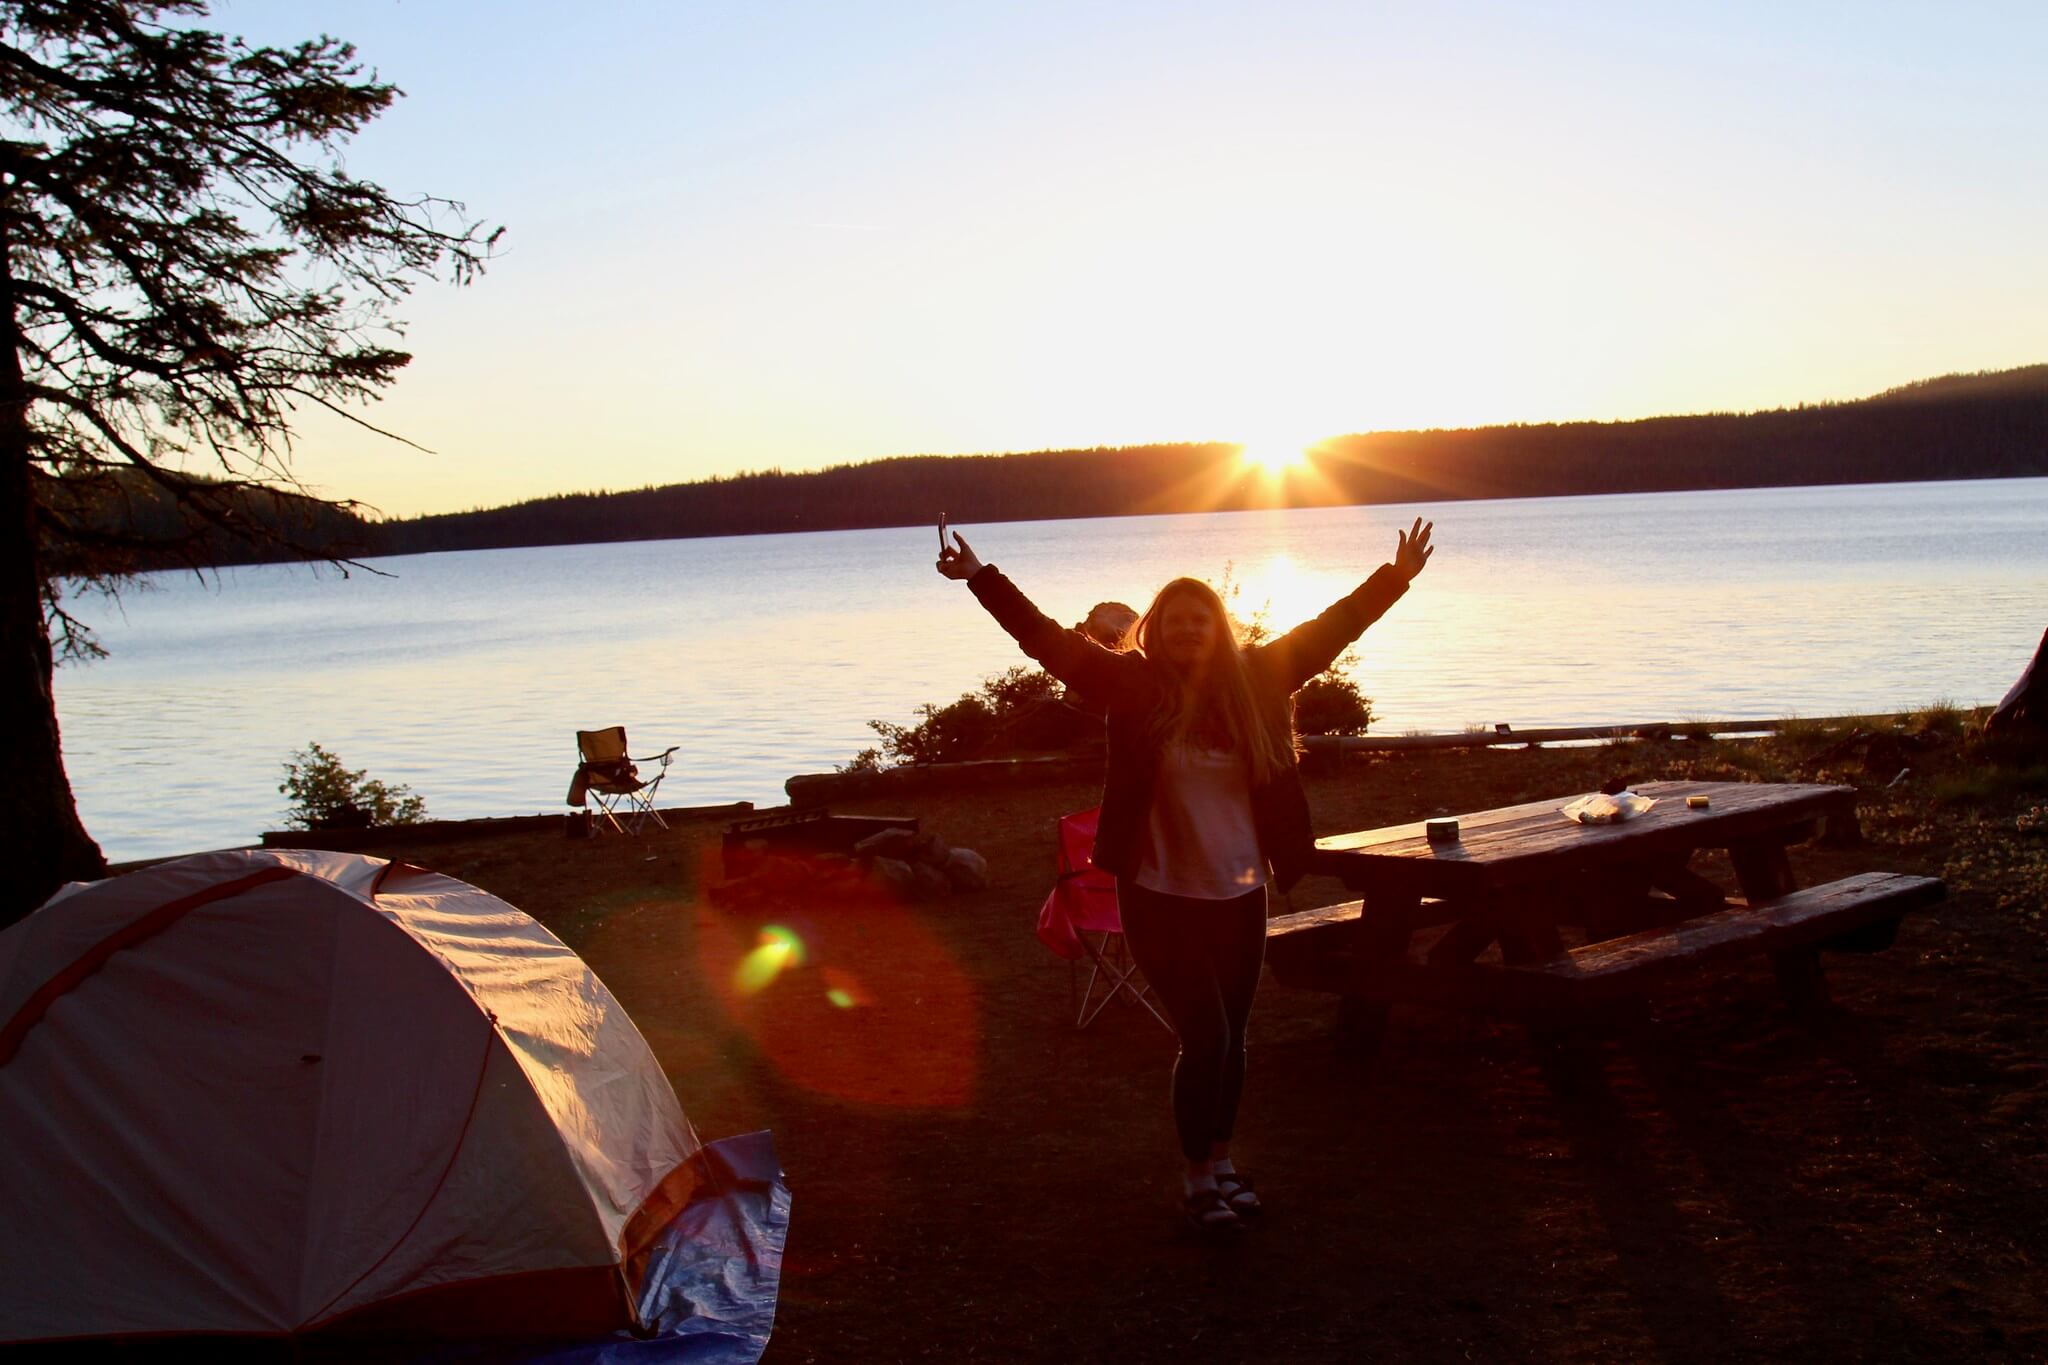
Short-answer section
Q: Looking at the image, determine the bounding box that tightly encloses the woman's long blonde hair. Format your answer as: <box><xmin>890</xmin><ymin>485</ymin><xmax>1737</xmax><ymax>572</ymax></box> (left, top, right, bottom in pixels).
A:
<box><xmin>1134</xmin><ymin>577</ymin><xmax>1295</xmax><ymax>783</ymax></box>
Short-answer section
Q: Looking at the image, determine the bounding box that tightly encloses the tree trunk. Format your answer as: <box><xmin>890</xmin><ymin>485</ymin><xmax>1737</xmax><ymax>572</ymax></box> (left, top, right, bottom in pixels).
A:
<box><xmin>0</xmin><ymin>213</ymin><xmax>107</xmax><ymax>923</ymax></box>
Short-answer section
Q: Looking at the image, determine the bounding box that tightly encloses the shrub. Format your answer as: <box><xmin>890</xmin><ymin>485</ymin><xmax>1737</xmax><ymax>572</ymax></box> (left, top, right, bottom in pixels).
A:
<box><xmin>839</xmin><ymin>747</ymin><xmax>884</xmax><ymax>774</ymax></box>
<box><xmin>865</xmin><ymin>667</ymin><xmax>1080</xmax><ymax>766</ymax></box>
<box><xmin>869</xmin><ymin>693</ymin><xmax>998</xmax><ymax>766</ymax></box>
<box><xmin>980</xmin><ymin>664</ymin><xmax>1063</xmax><ymax>715</ymax></box>
<box><xmin>1294</xmin><ymin>672</ymin><xmax>1375</xmax><ymax>736</ymax></box>
<box><xmin>279</xmin><ymin>742</ymin><xmax>427</xmax><ymax>830</ymax></box>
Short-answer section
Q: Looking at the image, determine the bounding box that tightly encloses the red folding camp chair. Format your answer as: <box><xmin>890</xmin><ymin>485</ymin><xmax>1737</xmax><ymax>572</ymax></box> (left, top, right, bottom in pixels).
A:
<box><xmin>1037</xmin><ymin>807</ymin><xmax>1170</xmax><ymax>1030</ymax></box>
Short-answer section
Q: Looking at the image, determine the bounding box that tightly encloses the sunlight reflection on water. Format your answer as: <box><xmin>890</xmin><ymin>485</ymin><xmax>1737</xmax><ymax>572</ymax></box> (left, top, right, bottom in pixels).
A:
<box><xmin>54</xmin><ymin>478</ymin><xmax>2048</xmax><ymax>860</ymax></box>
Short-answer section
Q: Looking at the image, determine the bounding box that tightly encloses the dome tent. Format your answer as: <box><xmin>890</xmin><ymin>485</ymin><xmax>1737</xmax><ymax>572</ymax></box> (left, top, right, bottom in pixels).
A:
<box><xmin>0</xmin><ymin>849</ymin><xmax>726</xmax><ymax>1346</ymax></box>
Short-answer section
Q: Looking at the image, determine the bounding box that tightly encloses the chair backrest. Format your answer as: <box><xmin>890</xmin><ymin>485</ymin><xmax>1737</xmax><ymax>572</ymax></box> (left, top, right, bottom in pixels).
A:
<box><xmin>1053</xmin><ymin>807</ymin><xmax>1099</xmax><ymax>874</ymax></box>
<box><xmin>1037</xmin><ymin>807</ymin><xmax>1122</xmax><ymax>958</ymax></box>
<box><xmin>577</xmin><ymin>727</ymin><xmax>629</xmax><ymax>764</ymax></box>
<box><xmin>1054</xmin><ymin>808</ymin><xmax>1118</xmax><ymax>924</ymax></box>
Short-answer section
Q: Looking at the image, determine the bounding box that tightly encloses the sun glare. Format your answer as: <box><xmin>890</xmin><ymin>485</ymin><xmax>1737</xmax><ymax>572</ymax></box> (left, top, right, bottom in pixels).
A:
<box><xmin>1239</xmin><ymin>440</ymin><xmax>1312</xmax><ymax>478</ymax></box>
<box><xmin>1234</xmin><ymin>553</ymin><xmax>1336</xmax><ymax>629</ymax></box>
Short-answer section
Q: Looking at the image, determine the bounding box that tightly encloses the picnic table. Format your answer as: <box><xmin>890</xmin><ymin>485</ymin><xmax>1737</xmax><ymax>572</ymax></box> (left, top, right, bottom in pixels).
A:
<box><xmin>1266</xmin><ymin>780</ymin><xmax>1943</xmax><ymax>1047</ymax></box>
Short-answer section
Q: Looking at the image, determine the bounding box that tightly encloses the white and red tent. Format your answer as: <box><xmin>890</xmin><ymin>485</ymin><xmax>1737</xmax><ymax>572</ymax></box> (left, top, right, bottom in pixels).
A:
<box><xmin>0</xmin><ymin>849</ymin><xmax>714</xmax><ymax>1346</ymax></box>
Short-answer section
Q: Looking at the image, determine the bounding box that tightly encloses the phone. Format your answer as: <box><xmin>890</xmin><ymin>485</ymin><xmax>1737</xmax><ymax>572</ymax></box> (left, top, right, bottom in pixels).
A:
<box><xmin>937</xmin><ymin>513</ymin><xmax>949</xmax><ymax>549</ymax></box>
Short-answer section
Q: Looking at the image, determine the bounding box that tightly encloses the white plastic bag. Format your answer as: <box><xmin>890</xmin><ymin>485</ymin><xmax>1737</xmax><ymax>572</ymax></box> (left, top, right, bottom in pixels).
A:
<box><xmin>1560</xmin><ymin>790</ymin><xmax>1657</xmax><ymax>825</ymax></box>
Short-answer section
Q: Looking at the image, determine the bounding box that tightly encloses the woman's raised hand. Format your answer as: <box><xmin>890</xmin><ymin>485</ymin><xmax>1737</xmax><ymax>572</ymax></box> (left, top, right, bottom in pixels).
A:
<box><xmin>936</xmin><ymin>525</ymin><xmax>984</xmax><ymax>580</ymax></box>
<box><xmin>1394</xmin><ymin>517</ymin><xmax>1434</xmax><ymax>582</ymax></box>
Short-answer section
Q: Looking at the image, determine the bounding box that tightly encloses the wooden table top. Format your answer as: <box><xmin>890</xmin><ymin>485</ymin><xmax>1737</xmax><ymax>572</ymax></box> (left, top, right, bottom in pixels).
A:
<box><xmin>1310</xmin><ymin>779</ymin><xmax>1856</xmax><ymax>898</ymax></box>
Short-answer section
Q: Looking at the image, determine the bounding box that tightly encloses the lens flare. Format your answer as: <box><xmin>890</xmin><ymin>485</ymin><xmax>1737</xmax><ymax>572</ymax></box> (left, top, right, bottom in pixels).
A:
<box><xmin>693</xmin><ymin>887</ymin><xmax>980</xmax><ymax>1110</ymax></box>
<box><xmin>733</xmin><ymin>924</ymin><xmax>805</xmax><ymax>995</ymax></box>
<box><xmin>821</xmin><ymin>965</ymin><xmax>870</xmax><ymax>1009</ymax></box>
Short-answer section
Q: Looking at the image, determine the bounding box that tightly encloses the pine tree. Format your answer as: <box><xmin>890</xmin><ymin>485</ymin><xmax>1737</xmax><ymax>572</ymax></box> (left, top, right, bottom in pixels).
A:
<box><xmin>0</xmin><ymin>1</ymin><xmax>497</xmax><ymax>917</ymax></box>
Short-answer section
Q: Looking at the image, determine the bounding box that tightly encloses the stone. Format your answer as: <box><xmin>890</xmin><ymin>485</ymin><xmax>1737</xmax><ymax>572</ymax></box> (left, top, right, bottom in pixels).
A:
<box><xmin>854</xmin><ymin>828</ymin><xmax>918</xmax><ymax>860</ymax></box>
<box><xmin>943</xmin><ymin>846</ymin><xmax>989</xmax><ymax>891</ymax></box>
<box><xmin>868</xmin><ymin>857</ymin><xmax>917</xmax><ymax>898</ymax></box>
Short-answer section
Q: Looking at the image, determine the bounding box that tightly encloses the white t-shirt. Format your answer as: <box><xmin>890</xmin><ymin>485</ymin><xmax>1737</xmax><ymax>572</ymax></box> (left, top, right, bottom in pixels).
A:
<box><xmin>1131</xmin><ymin>742</ymin><xmax>1268</xmax><ymax>899</ymax></box>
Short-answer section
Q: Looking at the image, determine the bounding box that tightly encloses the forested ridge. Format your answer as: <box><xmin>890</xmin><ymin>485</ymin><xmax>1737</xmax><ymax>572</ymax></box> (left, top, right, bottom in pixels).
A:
<box><xmin>105</xmin><ymin>365</ymin><xmax>2048</xmax><ymax>567</ymax></box>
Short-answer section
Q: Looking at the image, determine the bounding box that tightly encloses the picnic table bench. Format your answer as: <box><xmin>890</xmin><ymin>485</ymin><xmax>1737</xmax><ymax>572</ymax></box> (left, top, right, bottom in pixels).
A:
<box><xmin>1267</xmin><ymin>780</ymin><xmax>1942</xmax><ymax>1046</ymax></box>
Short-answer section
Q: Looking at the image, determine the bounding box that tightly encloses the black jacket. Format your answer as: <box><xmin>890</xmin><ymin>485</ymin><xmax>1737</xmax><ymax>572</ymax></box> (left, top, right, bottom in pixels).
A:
<box><xmin>967</xmin><ymin>563</ymin><xmax>1409</xmax><ymax>890</ymax></box>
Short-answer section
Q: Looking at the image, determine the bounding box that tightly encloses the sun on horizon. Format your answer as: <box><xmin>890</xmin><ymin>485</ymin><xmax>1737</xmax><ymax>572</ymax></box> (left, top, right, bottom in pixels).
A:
<box><xmin>1238</xmin><ymin>439</ymin><xmax>1315</xmax><ymax>478</ymax></box>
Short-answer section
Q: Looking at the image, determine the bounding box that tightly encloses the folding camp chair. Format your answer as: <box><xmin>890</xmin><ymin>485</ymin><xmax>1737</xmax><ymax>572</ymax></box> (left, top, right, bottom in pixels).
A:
<box><xmin>1037</xmin><ymin>807</ymin><xmax>1170</xmax><ymax>1031</ymax></box>
<box><xmin>568</xmin><ymin>726</ymin><xmax>678</xmax><ymax>835</ymax></box>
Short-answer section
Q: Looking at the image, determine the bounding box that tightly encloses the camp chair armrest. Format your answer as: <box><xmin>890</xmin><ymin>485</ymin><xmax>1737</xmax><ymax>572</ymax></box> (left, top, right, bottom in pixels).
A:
<box><xmin>635</xmin><ymin>747</ymin><xmax>680</xmax><ymax>768</ymax></box>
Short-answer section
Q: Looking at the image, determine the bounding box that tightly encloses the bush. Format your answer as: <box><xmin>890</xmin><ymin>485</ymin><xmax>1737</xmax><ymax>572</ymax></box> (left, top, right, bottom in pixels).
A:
<box><xmin>1294</xmin><ymin>671</ymin><xmax>1375</xmax><ymax>736</ymax></box>
<box><xmin>839</xmin><ymin>746</ymin><xmax>884</xmax><ymax>774</ymax></box>
<box><xmin>869</xmin><ymin>693</ymin><xmax>999</xmax><ymax>766</ymax></box>
<box><xmin>279</xmin><ymin>742</ymin><xmax>427</xmax><ymax>830</ymax></box>
<box><xmin>865</xmin><ymin>667</ymin><xmax>1078</xmax><ymax>766</ymax></box>
<box><xmin>980</xmin><ymin>664</ymin><xmax>1063</xmax><ymax>715</ymax></box>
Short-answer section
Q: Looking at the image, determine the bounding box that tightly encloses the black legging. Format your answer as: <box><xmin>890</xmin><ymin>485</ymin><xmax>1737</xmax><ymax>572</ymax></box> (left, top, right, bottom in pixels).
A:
<box><xmin>1115</xmin><ymin>880</ymin><xmax>1268</xmax><ymax>1162</ymax></box>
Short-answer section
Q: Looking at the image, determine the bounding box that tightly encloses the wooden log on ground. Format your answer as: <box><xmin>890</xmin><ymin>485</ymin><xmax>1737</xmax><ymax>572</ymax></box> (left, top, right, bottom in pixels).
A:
<box><xmin>786</xmin><ymin>755</ymin><xmax>1096</xmax><ymax>805</ymax></box>
<box><xmin>257</xmin><ymin>801</ymin><xmax>755</xmax><ymax>853</ymax></box>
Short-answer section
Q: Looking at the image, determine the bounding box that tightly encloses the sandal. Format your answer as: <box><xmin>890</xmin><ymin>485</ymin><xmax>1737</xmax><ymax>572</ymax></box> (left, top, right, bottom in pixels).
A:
<box><xmin>1216</xmin><ymin>1171</ymin><xmax>1262</xmax><ymax>1218</ymax></box>
<box><xmin>1183</xmin><ymin>1186</ymin><xmax>1241</xmax><ymax>1231</ymax></box>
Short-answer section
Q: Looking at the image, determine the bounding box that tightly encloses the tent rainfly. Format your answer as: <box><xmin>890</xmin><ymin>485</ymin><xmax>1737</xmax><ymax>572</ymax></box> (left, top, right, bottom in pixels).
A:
<box><xmin>0</xmin><ymin>849</ymin><xmax>712</xmax><ymax>1345</ymax></box>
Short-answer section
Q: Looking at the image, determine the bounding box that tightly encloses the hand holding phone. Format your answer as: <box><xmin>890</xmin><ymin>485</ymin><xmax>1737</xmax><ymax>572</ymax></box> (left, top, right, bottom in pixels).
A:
<box><xmin>934</xmin><ymin>515</ymin><xmax>982</xmax><ymax>581</ymax></box>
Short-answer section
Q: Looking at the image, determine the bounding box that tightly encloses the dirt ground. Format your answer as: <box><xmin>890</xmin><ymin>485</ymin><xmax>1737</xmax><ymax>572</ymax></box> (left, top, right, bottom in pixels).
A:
<box><xmin>351</xmin><ymin>732</ymin><xmax>2048</xmax><ymax>1364</ymax></box>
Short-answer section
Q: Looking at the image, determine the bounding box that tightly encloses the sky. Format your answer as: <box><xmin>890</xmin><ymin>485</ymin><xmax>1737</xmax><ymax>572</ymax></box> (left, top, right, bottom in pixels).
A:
<box><xmin>213</xmin><ymin>0</ymin><xmax>2048</xmax><ymax>517</ymax></box>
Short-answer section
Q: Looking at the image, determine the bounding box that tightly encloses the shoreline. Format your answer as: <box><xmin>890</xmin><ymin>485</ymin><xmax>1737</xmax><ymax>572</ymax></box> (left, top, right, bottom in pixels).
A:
<box><xmin>128</xmin><ymin>470</ymin><xmax>2048</xmax><ymax>572</ymax></box>
<box><xmin>107</xmin><ymin>711</ymin><xmax>1971</xmax><ymax>873</ymax></box>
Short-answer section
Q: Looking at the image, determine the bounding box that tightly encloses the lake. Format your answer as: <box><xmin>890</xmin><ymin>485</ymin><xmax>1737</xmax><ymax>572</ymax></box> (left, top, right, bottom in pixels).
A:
<box><xmin>54</xmin><ymin>478</ymin><xmax>2048</xmax><ymax>862</ymax></box>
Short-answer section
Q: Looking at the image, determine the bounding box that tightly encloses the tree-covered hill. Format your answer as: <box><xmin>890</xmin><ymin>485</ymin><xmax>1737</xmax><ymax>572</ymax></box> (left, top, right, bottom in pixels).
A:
<box><xmin>88</xmin><ymin>365</ymin><xmax>2048</xmax><ymax>568</ymax></box>
<box><xmin>376</xmin><ymin>364</ymin><xmax>2046</xmax><ymax>558</ymax></box>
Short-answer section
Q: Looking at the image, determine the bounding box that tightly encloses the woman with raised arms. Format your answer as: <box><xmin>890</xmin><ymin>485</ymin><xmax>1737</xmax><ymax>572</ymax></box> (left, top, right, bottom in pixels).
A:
<box><xmin>936</xmin><ymin>516</ymin><xmax>1434</xmax><ymax>1230</ymax></box>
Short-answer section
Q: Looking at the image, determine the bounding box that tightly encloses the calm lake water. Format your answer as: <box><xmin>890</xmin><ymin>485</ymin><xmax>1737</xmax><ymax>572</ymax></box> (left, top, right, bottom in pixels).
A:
<box><xmin>56</xmin><ymin>478</ymin><xmax>2048</xmax><ymax>862</ymax></box>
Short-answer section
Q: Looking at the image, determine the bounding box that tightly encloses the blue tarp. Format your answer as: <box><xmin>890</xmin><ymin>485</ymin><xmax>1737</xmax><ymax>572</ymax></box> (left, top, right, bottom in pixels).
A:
<box><xmin>421</xmin><ymin>1131</ymin><xmax>790</xmax><ymax>1365</ymax></box>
